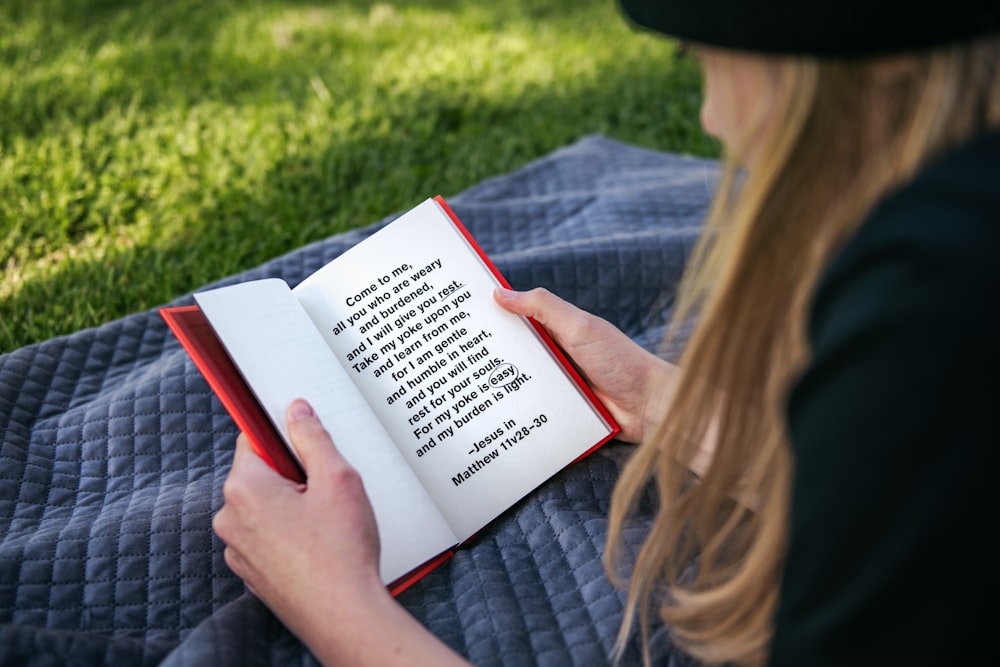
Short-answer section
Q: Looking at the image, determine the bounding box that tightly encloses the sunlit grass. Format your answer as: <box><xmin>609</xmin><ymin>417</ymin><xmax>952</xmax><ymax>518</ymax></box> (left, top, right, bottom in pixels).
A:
<box><xmin>0</xmin><ymin>0</ymin><xmax>714</xmax><ymax>352</ymax></box>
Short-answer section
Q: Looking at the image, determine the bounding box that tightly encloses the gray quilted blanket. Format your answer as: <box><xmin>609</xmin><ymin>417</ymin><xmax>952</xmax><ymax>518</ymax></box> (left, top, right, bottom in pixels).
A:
<box><xmin>0</xmin><ymin>136</ymin><xmax>716</xmax><ymax>666</ymax></box>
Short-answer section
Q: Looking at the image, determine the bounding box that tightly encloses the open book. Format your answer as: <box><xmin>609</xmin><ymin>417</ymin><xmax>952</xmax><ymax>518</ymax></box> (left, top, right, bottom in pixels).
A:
<box><xmin>161</xmin><ymin>197</ymin><xmax>619</xmax><ymax>594</ymax></box>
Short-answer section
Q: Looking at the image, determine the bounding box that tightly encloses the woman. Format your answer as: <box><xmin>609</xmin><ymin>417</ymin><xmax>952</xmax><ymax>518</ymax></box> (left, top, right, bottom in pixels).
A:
<box><xmin>212</xmin><ymin>1</ymin><xmax>1000</xmax><ymax>664</ymax></box>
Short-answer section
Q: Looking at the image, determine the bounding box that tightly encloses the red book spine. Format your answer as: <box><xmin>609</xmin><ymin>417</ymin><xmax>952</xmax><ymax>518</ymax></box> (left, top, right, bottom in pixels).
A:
<box><xmin>160</xmin><ymin>305</ymin><xmax>306</xmax><ymax>483</ymax></box>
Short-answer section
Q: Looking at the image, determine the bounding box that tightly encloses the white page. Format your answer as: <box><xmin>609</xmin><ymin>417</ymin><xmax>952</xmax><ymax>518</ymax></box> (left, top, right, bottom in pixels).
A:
<box><xmin>294</xmin><ymin>199</ymin><xmax>613</xmax><ymax>540</ymax></box>
<box><xmin>194</xmin><ymin>280</ymin><xmax>459</xmax><ymax>584</ymax></box>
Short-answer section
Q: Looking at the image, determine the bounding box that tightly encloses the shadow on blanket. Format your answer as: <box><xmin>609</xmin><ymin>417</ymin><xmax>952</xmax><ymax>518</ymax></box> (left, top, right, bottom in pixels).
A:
<box><xmin>0</xmin><ymin>136</ymin><xmax>716</xmax><ymax>667</ymax></box>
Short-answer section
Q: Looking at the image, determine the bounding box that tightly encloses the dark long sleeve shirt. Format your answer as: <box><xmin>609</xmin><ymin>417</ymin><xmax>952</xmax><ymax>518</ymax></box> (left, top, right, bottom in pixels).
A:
<box><xmin>770</xmin><ymin>130</ymin><xmax>1000</xmax><ymax>665</ymax></box>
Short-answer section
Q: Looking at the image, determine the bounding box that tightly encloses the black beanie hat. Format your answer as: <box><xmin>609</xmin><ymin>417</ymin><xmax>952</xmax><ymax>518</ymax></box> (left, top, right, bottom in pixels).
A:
<box><xmin>618</xmin><ymin>0</ymin><xmax>1000</xmax><ymax>56</ymax></box>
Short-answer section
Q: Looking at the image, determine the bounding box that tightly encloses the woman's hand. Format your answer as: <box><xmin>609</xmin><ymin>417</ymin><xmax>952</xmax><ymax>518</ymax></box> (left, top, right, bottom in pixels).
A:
<box><xmin>213</xmin><ymin>399</ymin><xmax>468</xmax><ymax>667</ymax></box>
<box><xmin>494</xmin><ymin>287</ymin><xmax>679</xmax><ymax>444</ymax></box>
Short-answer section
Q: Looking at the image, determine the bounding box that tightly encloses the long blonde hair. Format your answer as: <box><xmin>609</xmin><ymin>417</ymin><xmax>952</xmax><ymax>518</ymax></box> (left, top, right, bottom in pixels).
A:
<box><xmin>607</xmin><ymin>37</ymin><xmax>1000</xmax><ymax>666</ymax></box>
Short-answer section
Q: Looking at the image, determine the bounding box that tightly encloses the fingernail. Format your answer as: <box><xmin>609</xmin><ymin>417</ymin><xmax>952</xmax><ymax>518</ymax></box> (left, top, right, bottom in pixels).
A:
<box><xmin>289</xmin><ymin>398</ymin><xmax>315</xmax><ymax>421</ymax></box>
<box><xmin>494</xmin><ymin>287</ymin><xmax>516</xmax><ymax>300</ymax></box>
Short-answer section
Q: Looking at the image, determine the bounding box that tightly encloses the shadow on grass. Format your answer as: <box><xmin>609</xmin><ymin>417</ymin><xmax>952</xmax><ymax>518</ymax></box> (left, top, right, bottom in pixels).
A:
<box><xmin>1</xmin><ymin>45</ymin><xmax>712</xmax><ymax>352</ymax></box>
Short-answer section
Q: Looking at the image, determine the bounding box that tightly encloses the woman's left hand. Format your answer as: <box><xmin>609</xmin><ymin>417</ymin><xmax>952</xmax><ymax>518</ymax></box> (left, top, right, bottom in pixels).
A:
<box><xmin>213</xmin><ymin>399</ymin><xmax>468</xmax><ymax>667</ymax></box>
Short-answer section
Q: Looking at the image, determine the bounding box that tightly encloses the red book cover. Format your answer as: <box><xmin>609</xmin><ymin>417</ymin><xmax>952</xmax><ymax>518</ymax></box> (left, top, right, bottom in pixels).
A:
<box><xmin>162</xmin><ymin>196</ymin><xmax>620</xmax><ymax>595</ymax></box>
<box><xmin>161</xmin><ymin>303</ymin><xmax>457</xmax><ymax>595</ymax></box>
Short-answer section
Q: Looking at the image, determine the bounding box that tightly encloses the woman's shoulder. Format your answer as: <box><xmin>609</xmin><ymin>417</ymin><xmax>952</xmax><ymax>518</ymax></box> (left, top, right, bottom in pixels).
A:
<box><xmin>790</xmin><ymin>125</ymin><xmax>1000</xmax><ymax>461</ymax></box>
<box><xmin>859</xmin><ymin>127</ymin><xmax>1000</xmax><ymax>246</ymax></box>
<box><xmin>808</xmin><ymin>128</ymin><xmax>1000</xmax><ymax>352</ymax></box>
<box><xmin>846</xmin><ymin>128</ymin><xmax>999</xmax><ymax>261</ymax></box>
<box><xmin>773</xmin><ymin>129</ymin><xmax>1000</xmax><ymax>666</ymax></box>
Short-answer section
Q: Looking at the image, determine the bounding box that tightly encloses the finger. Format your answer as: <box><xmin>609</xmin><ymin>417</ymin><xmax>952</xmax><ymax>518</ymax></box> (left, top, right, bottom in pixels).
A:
<box><xmin>243</xmin><ymin>579</ymin><xmax>261</xmax><ymax>599</ymax></box>
<box><xmin>231</xmin><ymin>432</ymin><xmax>255</xmax><ymax>464</ymax></box>
<box><xmin>494</xmin><ymin>287</ymin><xmax>595</xmax><ymax>347</ymax></box>
<box><xmin>221</xmin><ymin>435</ymin><xmax>293</xmax><ymax>535</ymax></box>
<box><xmin>221</xmin><ymin>546</ymin><xmax>262</xmax><ymax>599</ymax></box>
<box><xmin>222</xmin><ymin>544</ymin><xmax>248</xmax><ymax>579</ymax></box>
<box><xmin>213</xmin><ymin>506</ymin><xmax>254</xmax><ymax>571</ymax></box>
<box><xmin>285</xmin><ymin>398</ymin><xmax>349</xmax><ymax>475</ymax></box>
<box><xmin>212</xmin><ymin>504</ymin><xmax>231</xmax><ymax>542</ymax></box>
<box><xmin>230</xmin><ymin>432</ymin><xmax>282</xmax><ymax>476</ymax></box>
<box><xmin>228</xmin><ymin>432</ymin><xmax>284</xmax><ymax>487</ymax></box>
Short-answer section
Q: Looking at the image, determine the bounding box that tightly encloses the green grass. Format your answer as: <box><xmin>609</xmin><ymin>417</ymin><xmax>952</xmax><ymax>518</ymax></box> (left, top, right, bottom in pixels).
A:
<box><xmin>0</xmin><ymin>0</ymin><xmax>715</xmax><ymax>352</ymax></box>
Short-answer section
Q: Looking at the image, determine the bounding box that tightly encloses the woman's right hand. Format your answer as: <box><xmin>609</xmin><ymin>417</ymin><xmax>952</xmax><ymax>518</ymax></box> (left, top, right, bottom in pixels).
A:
<box><xmin>494</xmin><ymin>287</ymin><xmax>679</xmax><ymax>444</ymax></box>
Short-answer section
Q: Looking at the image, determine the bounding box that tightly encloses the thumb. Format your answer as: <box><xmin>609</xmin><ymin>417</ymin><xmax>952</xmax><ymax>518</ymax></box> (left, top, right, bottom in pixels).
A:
<box><xmin>285</xmin><ymin>398</ymin><xmax>346</xmax><ymax>477</ymax></box>
<box><xmin>493</xmin><ymin>287</ymin><xmax>593</xmax><ymax>348</ymax></box>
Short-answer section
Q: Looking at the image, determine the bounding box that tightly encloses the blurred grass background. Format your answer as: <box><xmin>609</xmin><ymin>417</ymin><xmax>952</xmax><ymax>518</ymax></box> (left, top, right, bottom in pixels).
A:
<box><xmin>0</xmin><ymin>0</ymin><xmax>715</xmax><ymax>352</ymax></box>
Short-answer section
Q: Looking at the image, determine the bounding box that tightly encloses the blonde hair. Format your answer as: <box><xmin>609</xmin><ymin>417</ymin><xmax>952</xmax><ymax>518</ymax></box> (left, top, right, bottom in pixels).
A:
<box><xmin>607</xmin><ymin>37</ymin><xmax>1000</xmax><ymax>666</ymax></box>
